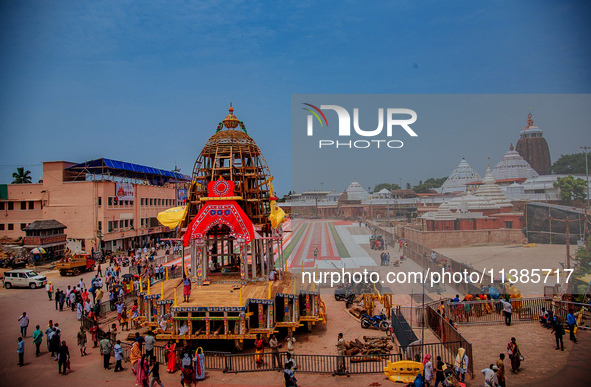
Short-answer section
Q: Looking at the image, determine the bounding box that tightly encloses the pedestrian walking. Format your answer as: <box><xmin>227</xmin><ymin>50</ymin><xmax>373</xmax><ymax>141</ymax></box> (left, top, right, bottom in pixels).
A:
<box><xmin>18</xmin><ymin>312</ymin><xmax>30</xmax><ymax>338</ymax></box>
<box><xmin>269</xmin><ymin>334</ymin><xmax>281</xmax><ymax>369</ymax></box>
<box><xmin>434</xmin><ymin>355</ymin><xmax>445</xmax><ymax>387</ymax></box>
<box><xmin>336</xmin><ymin>332</ymin><xmax>346</xmax><ymax>374</ymax></box>
<box><xmin>194</xmin><ymin>347</ymin><xmax>205</xmax><ymax>382</ymax></box>
<box><xmin>507</xmin><ymin>337</ymin><xmax>521</xmax><ymax>373</ymax></box>
<box><xmin>496</xmin><ymin>353</ymin><xmax>506</xmax><ymax>387</ymax></box>
<box><xmin>501</xmin><ymin>298</ymin><xmax>513</xmax><ymax>326</ymax></box>
<box><xmin>97</xmin><ymin>263</ymin><xmax>102</xmax><ymax>277</ymax></box>
<box><xmin>77</xmin><ymin>326</ymin><xmax>87</xmax><ymax>356</ymax></box>
<box><xmin>17</xmin><ymin>337</ymin><xmax>25</xmax><ymax>366</ymax></box>
<box><xmin>423</xmin><ymin>354</ymin><xmax>433</xmax><ymax>387</ymax></box>
<box><xmin>49</xmin><ymin>327</ymin><xmax>61</xmax><ymax>359</ymax></box>
<box><xmin>32</xmin><ymin>325</ymin><xmax>43</xmax><ymax>357</ymax></box>
<box><xmin>183</xmin><ymin>275</ymin><xmax>191</xmax><ymax>302</ymax></box>
<box><xmin>551</xmin><ymin>317</ymin><xmax>565</xmax><ymax>351</ymax></box>
<box><xmin>150</xmin><ymin>355</ymin><xmax>164</xmax><ymax>386</ymax></box>
<box><xmin>285</xmin><ymin>331</ymin><xmax>296</xmax><ymax>356</ymax></box>
<box><xmin>100</xmin><ymin>335</ymin><xmax>112</xmax><ymax>370</ymax></box>
<box><xmin>57</xmin><ymin>340</ymin><xmax>70</xmax><ymax>375</ymax></box>
<box><xmin>113</xmin><ymin>340</ymin><xmax>124</xmax><ymax>372</ymax></box>
<box><xmin>144</xmin><ymin>331</ymin><xmax>156</xmax><ymax>358</ymax></box>
<box><xmin>46</xmin><ymin>281</ymin><xmax>53</xmax><ymax>300</ymax></box>
<box><xmin>567</xmin><ymin>311</ymin><xmax>578</xmax><ymax>343</ymax></box>
<box><xmin>45</xmin><ymin>320</ymin><xmax>53</xmax><ymax>351</ymax></box>
<box><xmin>454</xmin><ymin>347</ymin><xmax>469</xmax><ymax>382</ymax></box>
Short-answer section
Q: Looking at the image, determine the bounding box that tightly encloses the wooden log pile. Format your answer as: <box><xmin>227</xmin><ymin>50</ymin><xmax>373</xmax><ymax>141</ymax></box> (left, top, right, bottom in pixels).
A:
<box><xmin>348</xmin><ymin>306</ymin><xmax>368</xmax><ymax>319</ymax></box>
<box><xmin>343</xmin><ymin>336</ymin><xmax>394</xmax><ymax>356</ymax></box>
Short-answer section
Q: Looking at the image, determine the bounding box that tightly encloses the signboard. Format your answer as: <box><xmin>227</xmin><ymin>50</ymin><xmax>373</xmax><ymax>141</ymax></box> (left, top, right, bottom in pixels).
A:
<box><xmin>177</xmin><ymin>188</ymin><xmax>188</xmax><ymax>202</ymax></box>
<box><xmin>116</xmin><ymin>182</ymin><xmax>135</xmax><ymax>201</ymax></box>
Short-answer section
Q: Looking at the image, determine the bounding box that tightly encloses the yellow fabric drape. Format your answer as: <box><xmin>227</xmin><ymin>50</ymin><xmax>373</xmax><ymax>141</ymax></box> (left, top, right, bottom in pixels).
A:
<box><xmin>157</xmin><ymin>206</ymin><xmax>188</xmax><ymax>229</ymax></box>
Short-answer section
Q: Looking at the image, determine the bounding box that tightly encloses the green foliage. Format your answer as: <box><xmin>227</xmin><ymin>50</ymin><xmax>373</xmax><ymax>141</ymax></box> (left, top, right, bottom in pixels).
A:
<box><xmin>574</xmin><ymin>243</ymin><xmax>591</xmax><ymax>276</ymax></box>
<box><xmin>412</xmin><ymin>177</ymin><xmax>447</xmax><ymax>193</ymax></box>
<box><xmin>373</xmin><ymin>183</ymin><xmax>401</xmax><ymax>192</ymax></box>
<box><xmin>11</xmin><ymin>167</ymin><xmax>32</xmax><ymax>184</ymax></box>
<box><xmin>551</xmin><ymin>152</ymin><xmax>591</xmax><ymax>174</ymax></box>
<box><xmin>553</xmin><ymin>175</ymin><xmax>587</xmax><ymax>204</ymax></box>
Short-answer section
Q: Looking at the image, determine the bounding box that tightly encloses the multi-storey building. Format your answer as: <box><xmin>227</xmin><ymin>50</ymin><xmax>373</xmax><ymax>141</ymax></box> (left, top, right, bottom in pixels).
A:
<box><xmin>0</xmin><ymin>159</ymin><xmax>190</xmax><ymax>255</ymax></box>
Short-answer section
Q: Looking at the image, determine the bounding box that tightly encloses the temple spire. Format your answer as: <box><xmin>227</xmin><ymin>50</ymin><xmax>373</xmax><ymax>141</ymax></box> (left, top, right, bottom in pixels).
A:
<box><xmin>525</xmin><ymin>108</ymin><xmax>534</xmax><ymax>129</ymax></box>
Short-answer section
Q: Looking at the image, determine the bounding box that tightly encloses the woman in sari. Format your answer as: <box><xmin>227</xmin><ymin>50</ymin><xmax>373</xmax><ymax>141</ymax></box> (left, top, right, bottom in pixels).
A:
<box><xmin>136</xmin><ymin>355</ymin><xmax>149</xmax><ymax>386</ymax></box>
<box><xmin>130</xmin><ymin>340</ymin><xmax>142</xmax><ymax>375</ymax></box>
<box><xmin>507</xmin><ymin>337</ymin><xmax>521</xmax><ymax>374</ymax></box>
<box><xmin>165</xmin><ymin>339</ymin><xmax>177</xmax><ymax>373</ymax></box>
<box><xmin>193</xmin><ymin>347</ymin><xmax>205</xmax><ymax>381</ymax></box>
<box><xmin>254</xmin><ymin>334</ymin><xmax>264</xmax><ymax>365</ymax></box>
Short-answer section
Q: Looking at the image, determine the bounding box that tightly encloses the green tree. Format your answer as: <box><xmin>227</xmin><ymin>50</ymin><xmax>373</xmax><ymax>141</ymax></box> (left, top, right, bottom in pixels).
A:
<box><xmin>553</xmin><ymin>175</ymin><xmax>587</xmax><ymax>204</ymax></box>
<box><xmin>551</xmin><ymin>152</ymin><xmax>591</xmax><ymax>174</ymax></box>
<box><xmin>373</xmin><ymin>183</ymin><xmax>401</xmax><ymax>192</ymax></box>
<box><xmin>412</xmin><ymin>177</ymin><xmax>447</xmax><ymax>193</ymax></box>
<box><xmin>11</xmin><ymin>167</ymin><xmax>32</xmax><ymax>184</ymax></box>
<box><xmin>574</xmin><ymin>244</ymin><xmax>591</xmax><ymax>276</ymax></box>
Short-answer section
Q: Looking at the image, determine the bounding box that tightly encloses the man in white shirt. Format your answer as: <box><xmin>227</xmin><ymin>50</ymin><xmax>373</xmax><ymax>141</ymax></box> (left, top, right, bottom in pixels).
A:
<box><xmin>18</xmin><ymin>312</ymin><xmax>30</xmax><ymax>337</ymax></box>
<box><xmin>481</xmin><ymin>364</ymin><xmax>499</xmax><ymax>387</ymax></box>
<box><xmin>144</xmin><ymin>331</ymin><xmax>156</xmax><ymax>358</ymax></box>
<box><xmin>501</xmin><ymin>299</ymin><xmax>513</xmax><ymax>326</ymax></box>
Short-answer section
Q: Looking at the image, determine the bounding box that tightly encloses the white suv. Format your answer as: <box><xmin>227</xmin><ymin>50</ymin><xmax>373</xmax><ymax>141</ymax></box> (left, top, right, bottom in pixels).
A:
<box><xmin>3</xmin><ymin>269</ymin><xmax>47</xmax><ymax>289</ymax></box>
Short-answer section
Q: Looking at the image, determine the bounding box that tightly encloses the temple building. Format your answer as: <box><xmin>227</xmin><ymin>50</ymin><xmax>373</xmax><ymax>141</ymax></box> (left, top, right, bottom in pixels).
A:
<box><xmin>515</xmin><ymin>112</ymin><xmax>551</xmax><ymax>175</ymax></box>
<box><xmin>421</xmin><ymin>167</ymin><xmax>522</xmax><ymax>231</ymax></box>
<box><xmin>440</xmin><ymin>157</ymin><xmax>481</xmax><ymax>193</ymax></box>
<box><xmin>492</xmin><ymin>143</ymin><xmax>538</xmax><ymax>181</ymax></box>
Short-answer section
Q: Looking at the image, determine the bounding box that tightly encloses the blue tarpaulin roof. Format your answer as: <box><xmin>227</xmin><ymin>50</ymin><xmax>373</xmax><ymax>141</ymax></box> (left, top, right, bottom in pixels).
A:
<box><xmin>66</xmin><ymin>158</ymin><xmax>191</xmax><ymax>183</ymax></box>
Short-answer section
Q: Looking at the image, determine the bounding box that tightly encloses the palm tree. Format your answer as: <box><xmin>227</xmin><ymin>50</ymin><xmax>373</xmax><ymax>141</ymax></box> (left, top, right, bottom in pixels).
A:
<box><xmin>12</xmin><ymin>167</ymin><xmax>32</xmax><ymax>184</ymax></box>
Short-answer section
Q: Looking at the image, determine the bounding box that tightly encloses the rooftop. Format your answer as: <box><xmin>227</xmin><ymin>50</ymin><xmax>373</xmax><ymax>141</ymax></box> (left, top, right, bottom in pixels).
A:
<box><xmin>23</xmin><ymin>220</ymin><xmax>67</xmax><ymax>231</ymax></box>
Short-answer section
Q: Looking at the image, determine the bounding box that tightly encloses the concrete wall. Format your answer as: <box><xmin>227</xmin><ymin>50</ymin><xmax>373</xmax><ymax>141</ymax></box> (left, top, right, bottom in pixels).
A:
<box><xmin>401</xmin><ymin>226</ymin><xmax>527</xmax><ymax>248</ymax></box>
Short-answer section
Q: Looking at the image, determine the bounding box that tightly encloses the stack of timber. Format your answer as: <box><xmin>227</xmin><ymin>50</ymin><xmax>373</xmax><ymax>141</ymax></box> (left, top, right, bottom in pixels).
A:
<box><xmin>344</xmin><ymin>336</ymin><xmax>394</xmax><ymax>361</ymax></box>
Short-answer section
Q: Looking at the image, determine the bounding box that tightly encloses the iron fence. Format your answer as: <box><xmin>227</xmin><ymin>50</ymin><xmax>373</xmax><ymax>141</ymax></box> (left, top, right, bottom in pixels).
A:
<box><xmin>425</xmin><ymin>306</ymin><xmax>473</xmax><ymax>377</ymax></box>
<box><xmin>222</xmin><ymin>352</ymin><xmax>402</xmax><ymax>374</ymax></box>
<box><xmin>399</xmin><ymin>340</ymin><xmax>462</xmax><ymax>368</ymax></box>
<box><xmin>444</xmin><ymin>297</ymin><xmax>552</xmax><ymax>326</ymax></box>
<box><xmin>552</xmin><ymin>300</ymin><xmax>591</xmax><ymax>328</ymax></box>
<box><xmin>397</xmin><ymin>305</ymin><xmax>426</xmax><ymax>328</ymax></box>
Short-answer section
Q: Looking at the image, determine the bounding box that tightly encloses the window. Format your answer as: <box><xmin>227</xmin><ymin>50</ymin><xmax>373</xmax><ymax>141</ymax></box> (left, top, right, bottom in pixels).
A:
<box><xmin>0</xmin><ymin>202</ymin><xmax>4</xmax><ymax>210</ymax></box>
<box><xmin>8</xmin><ymin>224</ymin><xmax>14</xmax><ymax>230</ymax></box>
<box><xmin>8</xmin><ymin>202</ymin><xmax>13</xmax><ymax>210</ymax></box>
<box><xmin>124</xmin><ymin>219</ymin><xmax>129</xmax><ymax>228</ymax></box>
<box><xmin>20</xmin><ymin>201</ymin><xmax>26</xmax><ymax>210</ymax></box>
<box><xmin>119</xmin><ymin>220</ymin><xmax>124</xmax><ymax>228</ymax></box>
<box><xmin>108</xmin><ymin>221</ymin><xmax>113</xmax><ymax>233</ymax></box>
<box><xmin>150</xmin><ymin>199</ymin><xmax>153</xmax><ymax>206</ymax></box>
<box><xmin>98</xmin><ymin>221</ymin><xmax>102</xmax><ymax>232</ymax></box>
<box><xmin>108</xmin><ymin>197</ymin><xmax>113</xmax><ymax>206</ymax></box>
<box><xmin>28</xmin><ymin>201</ymin><xmax>34</xmax><ymax>210</ymax></box>
<box><xmin>98</xmin><ymin>197</ymin><xmax>102</xmax><ymax>206</ymax></box>
<box><xmin>20</xmin><ymin>223</ymin><xmax>26</xmax><ymax>230</ymax></box>
<box><xmin>130</xmin><ymin>220</ymin><xmax>134</xmax><ymax>229</ymax></box>
<box><xmin>0</xmin><ymin>224</ymin><xmax>4</xmax><ymax>230</ymax></box>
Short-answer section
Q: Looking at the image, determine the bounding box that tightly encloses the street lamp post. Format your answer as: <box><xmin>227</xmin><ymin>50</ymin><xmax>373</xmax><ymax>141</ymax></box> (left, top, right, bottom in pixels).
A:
<box><xmin>581</xmin><ymin>146</ymin><xmax>590</xmax><ymax>209</ymax></box>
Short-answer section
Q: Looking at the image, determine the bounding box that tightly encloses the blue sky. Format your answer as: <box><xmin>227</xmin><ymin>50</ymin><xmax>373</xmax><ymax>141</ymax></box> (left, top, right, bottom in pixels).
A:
<box><xmin>1</xmin><ymin>0</ymin><xmax>590</xmax><ymax>195</ymax></box>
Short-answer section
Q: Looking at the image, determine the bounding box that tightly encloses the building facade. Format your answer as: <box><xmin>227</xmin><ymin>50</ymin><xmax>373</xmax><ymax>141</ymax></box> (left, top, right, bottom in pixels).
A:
<box><xmin>0</xmin><ymin>159</ymin><xmax>189</xmax><ymax>255</ymax></box>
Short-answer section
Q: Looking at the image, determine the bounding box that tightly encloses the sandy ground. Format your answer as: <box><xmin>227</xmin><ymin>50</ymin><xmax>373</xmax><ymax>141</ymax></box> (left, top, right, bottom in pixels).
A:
<box><xmin>436</xmin><ymin>244</ymin><xmax>569</xmax><ymax>295</ymax></box>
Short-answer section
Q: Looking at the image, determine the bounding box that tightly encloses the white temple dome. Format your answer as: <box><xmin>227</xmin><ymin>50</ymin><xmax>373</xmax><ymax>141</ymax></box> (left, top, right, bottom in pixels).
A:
<box><xmin>441</xmin><ymin>157</ymin><xmax>481</xmax><ymax>193</ymax></box>
<box><xmin>492</xmin><ymin>144</ymin><xmax>539</xmax><ymax>180</ymax></box>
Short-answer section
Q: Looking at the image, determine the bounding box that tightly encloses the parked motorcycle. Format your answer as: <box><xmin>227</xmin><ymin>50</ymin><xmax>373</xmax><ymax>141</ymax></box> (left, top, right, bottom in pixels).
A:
<box><xmin>360</xmin><ymin>312</ymin><xmax>389</xmax><ymax>331</ymax></box>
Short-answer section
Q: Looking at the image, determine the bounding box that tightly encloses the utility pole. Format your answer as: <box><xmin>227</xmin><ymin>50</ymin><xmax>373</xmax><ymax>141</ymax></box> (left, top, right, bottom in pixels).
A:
<box><xmin>582</xmin><ymin>146</ymin><xmax>590</xmax><ymax>210</ymax></box>
<box><xmin>566</xmin><ymin>216</ymin><xmax>570</xmax><ymax>270</ymax></box>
